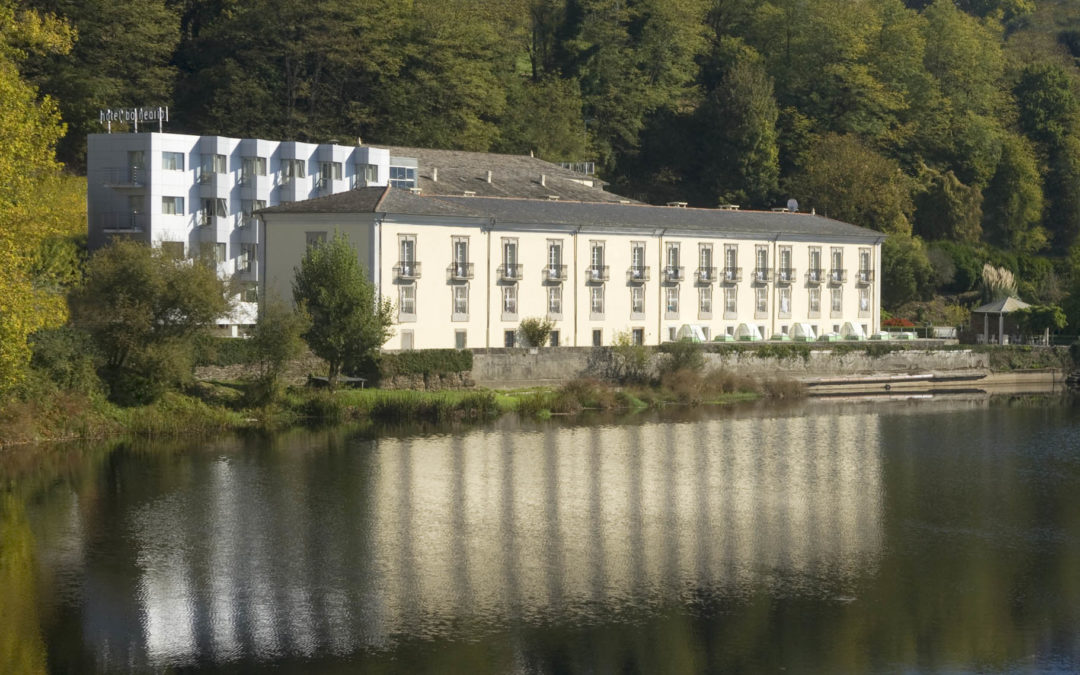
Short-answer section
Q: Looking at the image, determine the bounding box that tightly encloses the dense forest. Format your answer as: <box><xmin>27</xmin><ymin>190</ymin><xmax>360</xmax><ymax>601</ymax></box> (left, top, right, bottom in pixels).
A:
<box><xmin>9</xmin><ymin>0</ymin><xmax>1080</xmax><ymax>351</ymax></box>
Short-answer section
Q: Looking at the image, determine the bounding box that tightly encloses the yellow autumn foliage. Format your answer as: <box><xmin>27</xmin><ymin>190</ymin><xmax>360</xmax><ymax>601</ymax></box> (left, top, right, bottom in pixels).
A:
<box><xmin>0</xmin><ymin>1</ymin><xmax>78</xmax><ymax>395</ymax></box>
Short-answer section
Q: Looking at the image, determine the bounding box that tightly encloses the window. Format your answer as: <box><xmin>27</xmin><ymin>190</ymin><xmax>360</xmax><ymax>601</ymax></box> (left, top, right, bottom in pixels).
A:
<box><xmin>160</xmin><ymin>241</ymin><xmax>184</xmax><ymax>259</ymax></box>
<box><xmin>128</xmin><ymin>194</ymin><xmax>144</xmax><ymax>216</ymax></box>
<box><xmin>161</xmin><ymin>196</ymin><xmax>184</xmax><ymax>215</ymax></box>
<box><xmin>241</xmin><ymin>199</ymin><xmax>265</xmax><ymax>226</ymax></box>
<box><xmin>455</xmin><ymin>330</ymin><xmax>467</xmax><ymax>349</ymax></box>
<box><xmin>162</xmin><ymin>151</ymin><xmax>184</xmax><ymax>171</ymax></box>
<box><xmin>547</xmin><ymin>239</ymin><xmax>563</xmax><ymax>279</ymax></box>
<box><xmin>237</xmin><ymin>243</ymin><xmax>256</xmax><ymax>272</ymax></box>
<box><xmin>549</xmin><ymin>331</ymin><xmax>560</xmax><ymax>347</ymax></box>
<box><xmin>282</xmin><ymin>159</ymin><xmax>306</xmax><ymax>181</ymax></box>
<box><xmin>453</xmin><ymin>284</ymin><xmax>469</xmax><ymax>319</ymax></box>
<box><xmin>399</xmin><ymin>235</ymin><xmax>417</xmax><ymax>276</ymax></box>
<box><xmin>724</xmin><ymin>244</ymin><xmax>739</xmax><ymax>281</ymax></box>
<box><xmin>669</xmin><ymin>327</ymin><xmax>677</xmax><ymax>342</ymax></box>
<box><xmin>201</xmin><ymin>198</ymin><xmax>226</xmax><ymax>225</ymax></box>
<box><xmin>665</xmin><ymin>287</ymin><xmax>679</xmax><ymax>316</ymax></box>
<box><xmin>214</xmin><ymin>243</ymin><xmax>227</xmax><ymax>264</ymax></box>
<box><xmin>400</xmin><ymin>285</ymin><xmax>416</xmax><ymax>318</ymax></box>
<box><xmin>755</xmin><ymin>286</ymin><xmax>767</xmax><ymax>314</ymax></box>
<box><xmin>502</xmin><ymin>238</ymin><xmax>519</xmax><ymax>278</ymax></box>
<box><xmin>831</xmin><ymin>287</ymin><xmax>843</xmax><ymax>314</ymax></box>
<box><xmin>630</xmin><ymin>241</ymin><xmax>646</xmax><ymax>279</ymax></box>
<box><xmin>200</xmin><ymin>153</ymin><xmax>226</xmax><ymax>179</ymax></box>
<box><xmin>128</xmin><ymin>151</ymin><xmax>144</xmax><ymax>182</ymax></box>
<box><xmin>631</xmin><ymin>285</ymin><xmax>645</xmax><ymax>316</ymax></box>
<box><xmin>665</xmin><ymin>242</ymin><xmax>680</xmax><ymax>279</ymax></box>
<box><xmin>548</xmin><ymin>286</ymin><xmax>562</xmax><ymax>316</ymax></box>
<box><xmin>779</xmin><ymin>246</ymin><xmax>793</xmax><ymax>282</ymax></box>
<box><xmin>401</xmin><ymin>330</ymin><xmax>414</xmax><ymax>350</ymax></box>
<box><xmin>503</xmin><ymin>285</ymin><xmax>518</xmax><ymax>317</ymax></box>
<box><xmin>389</xmin><ymin>165</ymin><xmax>416</xmax><ymax>188</ymax></box>
<box><xmin>809</xmin><ymin>288</ymin><xmax>821</xmax><ymax>314</ymax></box>
<box><xmin>779</xmin><ymin>287</ymin><xmax>791</xmax><ymax>316</ymax></box>
<box><xmin>724</xmin><ymin>287</ymin><xmax>737</xmax><ymax>315</ymax></box>
<box><xmin>755</xmin><ymin>245</ymin><xmax>769</xmax><ymax>282</ymax></box>
<box><xmin>592</xmin><ymin>329</ymin><xmax>602</xmax><ymax>346</ymax></box>
<box><xmin>242</xmin><ymin>156</ymin><xmax>266</xmax><ymax>181</ymax></box>
<box><xmin>505</xmin><ymin>330</ymin><xmax>516</xmax><ymax>348</ymax></box>
<box><xmin>363</xmin><ymin>164</ymin><xmax>379</xmax><ymax>183</ymax></box>
<box><xmin>632</xmin><ymin>328</ymin><xmax>644</xmax><ymax>346</ymax></box>
<box><xmin>320</xmin><ymin>161</ymin><xmax>343</xmax><ymax>183</ymax></box>
<box><xmin>306</xmin><ymin>231</ymin><xmax>327</xmax><ymax>248</ymax></box>
<box><xmin>589</xmin><ymin>241</ymin><xmax>605</xmax><ymax>279</ymax></box>
<box><xmin>241</xmin><ymin>283</ymin><xmax>258</xmax><ymax>303</ymax></box>
<box><xmin>699</xmin><ymin>244</ymin><xmax>713</xmax><ymax>281</ymax></box>
<box><xmin>590</xmin><ymin>286</ymin><xmax>604</xmax><ymax>316</ymax></box>
<box><xmin>831</xmin><ymin>247</ymin><xmax>844</xmax><ymax>282</ymax></box>
<box><xmin>859</xmin><ymin>286</ymin><xmax>870</xmax><ymax>313</ymax></box>
<box><xmin>809</xmin><ymin>247</ymin><xmax>822</xmax><ymax>281</ymax></box>
<box><xmin>454</xmin><ymin>237</ymin><xmax>469</xmax><ymax>266</ymax></box>
<box><xmin>699</xmin><ymin>286</ymin><xmax>712</xmax><ymax>316</ymax></box>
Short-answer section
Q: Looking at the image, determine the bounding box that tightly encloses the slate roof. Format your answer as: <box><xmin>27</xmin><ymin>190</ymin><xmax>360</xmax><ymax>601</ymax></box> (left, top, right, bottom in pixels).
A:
<box><xmin>380</xmin><ymin>145</ymin><xmax>635</xmax><ymax>203</ymax></box>
<box><xmin>972</xmin><ymin>296</ymin><xmax>1031</xmax><ymax>314</ymax></box>
<box><xmin>259</xmin><ymin>188</ymin><xmax>884</xmax><ymax>241</ymax></box>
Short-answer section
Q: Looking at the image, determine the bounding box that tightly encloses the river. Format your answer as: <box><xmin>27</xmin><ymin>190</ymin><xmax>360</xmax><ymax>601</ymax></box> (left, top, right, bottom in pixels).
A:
<box><xmin>2</xmin><ymin>395</ymin><xmax>1078</xmax><ymax>673</ymax></box>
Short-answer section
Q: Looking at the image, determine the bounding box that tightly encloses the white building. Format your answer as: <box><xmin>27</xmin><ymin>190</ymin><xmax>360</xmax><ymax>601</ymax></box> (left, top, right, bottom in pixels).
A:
<box><xmin>87</xmin><ymin>132</ymin><xmax>625</xmax><ymax>334</ymax></box>
<box><xmin>260</xmin><ymin>187</ymin><xmax>885</xmax><ymax>349</ymax></box>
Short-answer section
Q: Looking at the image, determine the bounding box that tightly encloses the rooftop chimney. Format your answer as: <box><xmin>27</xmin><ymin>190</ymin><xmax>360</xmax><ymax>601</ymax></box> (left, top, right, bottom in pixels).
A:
<box><xmin>486</xmin><ymin>170</ymin><xmax>493</xmax><ymax>183</ymax></box>
<box><xmin>540</xmin><ymin>174</ymin><xmax>547</xmax><ymax>187</ymax></box>
<box><xmin>432</xmin><ymin>167</ymin><xmax>438</xmax><ymax>182</ymax></box>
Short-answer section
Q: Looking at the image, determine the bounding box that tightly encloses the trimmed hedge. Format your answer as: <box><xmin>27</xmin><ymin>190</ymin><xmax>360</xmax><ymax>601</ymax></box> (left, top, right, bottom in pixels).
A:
<box><xmin>379</xmin><ymin>349</ymin><xmax>473</xmax><ymax>377</ymax></box>
<box><xmin>193</xmin><ymin>336</ymin><xmax>260</xmax><ymax>366</ymax></box>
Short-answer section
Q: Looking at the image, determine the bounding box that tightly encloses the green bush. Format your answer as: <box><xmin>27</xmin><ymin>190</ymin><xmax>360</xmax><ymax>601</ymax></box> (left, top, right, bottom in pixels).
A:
<box><xmin>658</xmin><ymin>339</ymin><xmax>705</xmax><ymax>373</ymax></box>
<box><xmin>378</xmin><ymin>349</ymin><xmax>473</xmax><ymax>378</ymax></box>
<box><xmin>28</xmin><ymin>326</ymin><xmax>102</xmax><ymax>395</ymax></box>
<box><xmin>193</xmin><ymin>336</ymin><xmax>261</xmax><ymax>366</ymax></box>
<box><xmin>518</xmin><ymin>317</ymin><xmax>555</xmax><ymax>347</ymax></box>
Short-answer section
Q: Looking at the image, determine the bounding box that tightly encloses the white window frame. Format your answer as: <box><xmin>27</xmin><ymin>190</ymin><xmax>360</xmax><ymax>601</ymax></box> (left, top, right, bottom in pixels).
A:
<box><xmin>755</xmin><ymin>285</ymin><xmax>768</xmax><ymax>317</ymax></box>
<box><xmin>399</xmin><ymin>284</ymin><xmax>416</xmax><ymax>321</ymax></box>
<box><xmin>631</xmin><ymin>285</ymin><xmax>645</xmax><ymax>319</ymax></box>
<box><xmin>161</xmin><ymin>151</ymin><xmax>184</xmax><ymax>171</ymax></box>
<box><xmin>809</xmin><ymin>287</ymin><xmax>821</xmax><ymax>316</ymax></box>
<box><xmin>665</xmin><ymin>286</ymin><xmax>679</xmax><ymax>319</ymax></box>
<box><xmin>779</xmin><ymin>286</ymin><xmax>791</xmax><ymax>318</ymax></box>
<box><xmin>547</xmin><ymin>285</ymin><xmax>562</xmax><ymax>318</ymax></box>
<box><xmin>699</xmin><ymin>285</ymin><xmax>713</xmax><ymax>319</ymax></box>
<box><xmin>831</xmin><ymin>287</ymin><xmax>843</xmax><ymax>316</ymax></box>
<box><xmin>161</xmin><ymin>196</ymin><xmax>184</xmax><ymax>215</ymax></box>
<box><xmin>453</xmin><ymin>284</ymin><xmax>469</xmax><ymax>321</ymax></box>
<box><xmin>724</xmin><ymin>286</ymin><xmax>737</xmax><ymax>318</ymax></box>
<box><xmin>590</xmin><ymin>285</ymin><xmax>604</xmax><ymax>320</ymax></box>
<box><xmin>502</xmin><ymin>284</ymin><xmax>518</xmax><ymax>320</ymax></box>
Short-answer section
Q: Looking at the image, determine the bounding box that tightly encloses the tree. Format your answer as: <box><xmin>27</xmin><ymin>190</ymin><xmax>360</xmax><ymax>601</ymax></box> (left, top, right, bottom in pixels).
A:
<box><xmin>914</xmin><ymin>166</ymin><xmax>982</xmax><ymax>242</ymax></box>
<box><xmin>1011</xmin><ymin>305</ymin><xmax>1066</xmax><ymax>342</ymax></box>
<box><xmin>882</xmin><ymin>233</ymin><xmax>934</xmax><ymax>309</ymax></box>
<box><xmin>789</xmin><ymin>133</ymin><xmax>915</xmax><ymax>234</ymax></box>
<box><xmin>22</xmin><ymin>0</ymin><xmax>179</xmax><ymax>168</ymax></box>
<box><xmin>70</xmin><ymin>240</ymin><xmax>228</xmax><ymax>403</ymax></box>
<box><xmin>518</xmin><ymin>317</ymin><xmax>555</xmax><ymax>348</ymax></box>
<box><xmin>0</xmin><ymin>1</ymin><xmax>75</xmax><ymax>397</ymax></box>
<box><xmin>247</xmin><ymin>295</ymin><xmax>309</xmax><ymax>403</ymax></box>
<box><xmin>982</xmin><ymin>133</ymin><xmax>1046</xmax><ymax>252</ymax></box>
<box><xmin>292</xmin><ymin>232</ymin><xmax>394</xmax><ymax>388</ymax></box>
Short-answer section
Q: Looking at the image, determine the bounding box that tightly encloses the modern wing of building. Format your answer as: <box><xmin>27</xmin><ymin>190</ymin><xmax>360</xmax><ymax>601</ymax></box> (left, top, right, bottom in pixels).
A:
<box><xmin>86</xmin><ymin>132</ymin><xmax>628</xmax><ymax>334</ymax></box>
<box><xmin>259</xmin><ymin>188</ymin><xmax>884</xmax><ymax>349</ymax></box>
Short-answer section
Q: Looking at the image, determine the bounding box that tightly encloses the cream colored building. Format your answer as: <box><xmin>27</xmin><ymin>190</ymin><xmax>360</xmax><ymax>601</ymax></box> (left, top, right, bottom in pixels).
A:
<box><xmin>260</xmin><ymin>187</ymin><xmax>884</xmax><ymax>349</ymax></box>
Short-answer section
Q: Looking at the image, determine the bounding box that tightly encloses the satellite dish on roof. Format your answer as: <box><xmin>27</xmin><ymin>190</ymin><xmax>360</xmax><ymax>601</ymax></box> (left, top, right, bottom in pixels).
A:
<box><xmin>787</xmin><ymin>198</ymin><xmax>799</xmax><ymax>212</ymax></box>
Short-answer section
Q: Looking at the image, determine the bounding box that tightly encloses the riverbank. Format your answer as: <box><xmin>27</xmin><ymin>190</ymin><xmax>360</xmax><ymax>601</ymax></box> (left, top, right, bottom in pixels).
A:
<box><xmin>0</xmin><ymin>374</ymin><xmax>781</xmax><ymax>448</ymax></box>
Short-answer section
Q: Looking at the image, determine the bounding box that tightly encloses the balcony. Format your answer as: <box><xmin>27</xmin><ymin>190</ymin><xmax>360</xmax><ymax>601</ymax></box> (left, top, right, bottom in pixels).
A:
<box><xmin>498</xmin><ymin>263</ymin><xmax>523</xmax><ymax>281</ymax></box>
<box><xmin>585</xmin><ymin>264</ymin><xmax>609</xmax><ymax>282</ymax></box>
<box><xmin>662</xmin><ymin>265</ymin><xmax>685</xmax><ymax>283</ymax></box>
<box><xmin>543</xmin><ymin>264</ymin><xmax>568</xmax><ymax>282</ymax></box>
<box><xmin>447</xmin><ymin>262</ymin><xmax>474</xmax><ymax>281</ymax></box>
<box><xmin>102</xmin><ymin>167</ymin><xmax>145</xmax><ymax>188</ymax></box>
<box><xmin>695</xmin><ymin>266</ymin><xmax>717</xmax><ymax>284</ymax></box>
<box><xmin>855</xmin><ymin>269</ymin><xmax>874</xmax><ymax>285</ymax></box>
<box><xmin>97</xmin><ymin>212</ymin><xmax>147</xmax><ymax>232</ymax></box>
<box><xmin>775</xmin><ymin>268</ymin><xmax>797</xmax><ymax>285</ymax></box>
<box><xmin>752</xmin><ymin>267</ymin><xmax>773</xmax><ymax>284</ymax></box>
<box><xmin>829</xmin><ymin>269</ymin><xmax>848</xmax><ymax>284</ymax></box>
<box><xmin>626</xmin><ymin>265</ymin><xmax>650</xmax><ymax>283</ymax></box>
<box><xmin>722</xmin><ymin>267</ymin><xmax>742</xmax><ymax>283</ymax></box>
<box><xmin>394</xmin><ymin>261</ymin><xmax>422</xmax><ymax>280</ymax></box>
<box><xmin>806</xmin><ymin>268</ymin><xmax>824</xmax><ymax>284</ymax></box>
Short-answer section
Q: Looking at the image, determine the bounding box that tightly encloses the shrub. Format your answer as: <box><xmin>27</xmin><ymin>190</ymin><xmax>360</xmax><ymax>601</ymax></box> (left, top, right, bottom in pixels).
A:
<box><xmin>378</xmin><ymin>349</ymin><xmax>473</xmax><ymax>378</ymax></box>
<box><xmin>658</xmin><ymin>339</ymin><xmax>705</xmax><ymax>374</ymax></box>
<box><xmin>608</xmin><ymin>330</ymin><xmax>651</xmax><ymax>383</ymax></box>
<box><xmin>28</xmin><ymin>326</ymin><xmax>102</xmax><ymax>395</ymax></box>
<box><xmin>661</xmin><ymin>368</ymin><xmax>705</xmax><ymax>404</ymax></box>
<box><xmin>518</xmin><ymin>317</ymin><xmax>555</xmax><ymax>348</ymax></box>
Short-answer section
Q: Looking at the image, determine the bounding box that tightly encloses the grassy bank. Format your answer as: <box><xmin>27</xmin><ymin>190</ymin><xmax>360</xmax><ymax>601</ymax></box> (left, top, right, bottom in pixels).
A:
<box><xmin>0</xmin><ymin>367</ymin><xmax>799</xmax><ymax>448</ymax></box>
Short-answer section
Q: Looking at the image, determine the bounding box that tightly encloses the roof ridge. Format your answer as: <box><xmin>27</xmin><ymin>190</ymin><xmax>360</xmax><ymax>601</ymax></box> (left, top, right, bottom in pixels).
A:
<box><xmin>373</xmin><ymin>184</ymin><xmax>393</xmax><ymax>211</ymax></box>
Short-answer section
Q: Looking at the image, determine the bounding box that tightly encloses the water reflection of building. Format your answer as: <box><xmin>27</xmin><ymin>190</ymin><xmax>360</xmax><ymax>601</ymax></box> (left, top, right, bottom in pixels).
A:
<box><xmin>122</xmin><ymin>414</ymin><xmax>883</xmax><ymax>666</ymax></box>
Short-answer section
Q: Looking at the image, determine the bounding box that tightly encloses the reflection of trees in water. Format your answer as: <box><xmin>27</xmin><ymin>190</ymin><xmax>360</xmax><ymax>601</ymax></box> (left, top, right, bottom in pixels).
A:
<box><xmin>0</xmin><ymin>495</ymin><xmax>48</xmax><ymax>674</ymax></box>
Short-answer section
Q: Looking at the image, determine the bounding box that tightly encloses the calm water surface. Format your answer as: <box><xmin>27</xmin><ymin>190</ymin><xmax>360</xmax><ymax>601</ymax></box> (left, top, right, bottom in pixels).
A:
<box><xmin>2</xmin><ymin>396</ymin><xmax>1079</xmax><ymax>673</ymax></box>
